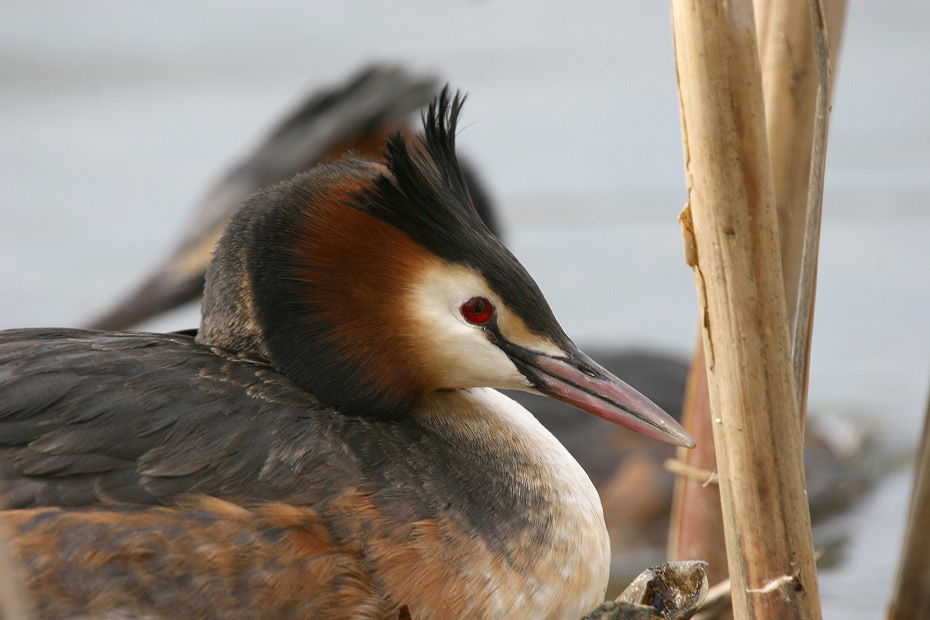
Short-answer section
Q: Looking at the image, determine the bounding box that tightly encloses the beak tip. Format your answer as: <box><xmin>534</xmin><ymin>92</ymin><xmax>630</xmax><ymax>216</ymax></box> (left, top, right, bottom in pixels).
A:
<box><xmin>655</xmin><ymin>418</ymin><xmax>696</xmax><ymax>448</ymax></box>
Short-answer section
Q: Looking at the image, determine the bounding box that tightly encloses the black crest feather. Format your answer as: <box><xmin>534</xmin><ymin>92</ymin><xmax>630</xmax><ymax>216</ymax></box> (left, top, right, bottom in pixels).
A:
<box><xmin>360</xmin><ymin>87</ymin><xmax>490</xmax><ymax>258</ymax></box>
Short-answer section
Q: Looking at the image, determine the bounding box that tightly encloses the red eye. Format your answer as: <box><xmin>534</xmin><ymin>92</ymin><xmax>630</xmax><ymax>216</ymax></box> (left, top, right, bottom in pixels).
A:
<box><xmin>461</xmin><ymin>296</ymin><xmax>494</xmax><ymax>324</ymax></box>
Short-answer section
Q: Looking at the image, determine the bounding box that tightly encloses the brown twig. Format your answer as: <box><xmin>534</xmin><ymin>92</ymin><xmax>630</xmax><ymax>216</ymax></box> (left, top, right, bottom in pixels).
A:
<box><xmin>664</xmin><ymin>459</ymin><xmax>718</xmax><ymax>486</ymax></box>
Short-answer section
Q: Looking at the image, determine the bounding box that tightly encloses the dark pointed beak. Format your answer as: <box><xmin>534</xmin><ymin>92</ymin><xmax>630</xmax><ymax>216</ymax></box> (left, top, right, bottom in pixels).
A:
<box><xmin>511</xmin><ymin>343</ymin><xmax>695</xmax><ymax>448</ymax></box>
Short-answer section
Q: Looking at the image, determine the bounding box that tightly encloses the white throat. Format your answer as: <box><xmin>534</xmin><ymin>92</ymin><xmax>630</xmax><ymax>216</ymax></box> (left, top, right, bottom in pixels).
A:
<box><xmin>415</xmin><ymin>388</ymin><xmax>610</xmax><ymax>619</ymax></box>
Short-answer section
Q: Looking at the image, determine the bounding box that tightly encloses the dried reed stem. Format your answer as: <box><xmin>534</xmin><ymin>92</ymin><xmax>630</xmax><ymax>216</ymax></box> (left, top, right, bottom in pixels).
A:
<box><xmin>670</xmin><ymin>0</ymin><xmax>821</xmax><ymax>617</ymax></box>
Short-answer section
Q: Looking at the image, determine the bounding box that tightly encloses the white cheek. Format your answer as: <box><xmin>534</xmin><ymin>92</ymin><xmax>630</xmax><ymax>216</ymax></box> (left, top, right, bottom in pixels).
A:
<box><xmin>410</xmin><ymin>264</ymin><xmax>531</xmax><ymax>390</ymax></box>
<box><xmin>422</xmin><ymin>300</ymin><xmax>530</xmax><ymax>390</ymax></box>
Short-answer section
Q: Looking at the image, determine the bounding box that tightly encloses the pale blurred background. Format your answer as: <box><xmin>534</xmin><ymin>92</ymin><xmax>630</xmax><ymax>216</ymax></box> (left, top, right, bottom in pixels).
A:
<box><xmin>1</xmin><ymin>2</ymin><xmax>928</xmax><ymax>616</ymax></box>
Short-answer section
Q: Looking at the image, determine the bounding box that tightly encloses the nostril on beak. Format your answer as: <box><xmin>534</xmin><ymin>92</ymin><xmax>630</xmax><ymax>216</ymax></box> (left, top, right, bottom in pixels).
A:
<box><xmin>577</xmin><ymin>363</ymin><xmax>597</xmax><ymax>378</ymax></box>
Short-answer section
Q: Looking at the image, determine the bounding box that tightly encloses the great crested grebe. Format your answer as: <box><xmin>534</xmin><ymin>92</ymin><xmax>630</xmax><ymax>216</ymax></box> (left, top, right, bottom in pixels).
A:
<box><xmin>0</xmin><ymin>89</ymin><xmax>693</xmax><ymax>620</ymax></box>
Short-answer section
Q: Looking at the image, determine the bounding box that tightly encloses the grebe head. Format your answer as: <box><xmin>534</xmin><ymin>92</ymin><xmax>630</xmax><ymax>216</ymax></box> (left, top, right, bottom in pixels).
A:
<box><xmin>199</xmin><ymin>88</ymin><xmax>694</xmax><ymax>448</ymax></box>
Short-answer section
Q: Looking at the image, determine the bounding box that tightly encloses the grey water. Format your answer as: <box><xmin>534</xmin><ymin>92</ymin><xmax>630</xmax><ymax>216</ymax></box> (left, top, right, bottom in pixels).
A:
<box><xmin>2</xmin><ymin>2</ymin><xmax>928</xmax><ymax>616</ymax></box>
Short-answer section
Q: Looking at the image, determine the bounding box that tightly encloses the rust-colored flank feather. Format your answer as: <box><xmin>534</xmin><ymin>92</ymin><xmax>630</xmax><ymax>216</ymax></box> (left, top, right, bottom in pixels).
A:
<box><xmin>4</xmin><ymin>497</ymin><xmax>386</xmax><ymax>619</ymax></box>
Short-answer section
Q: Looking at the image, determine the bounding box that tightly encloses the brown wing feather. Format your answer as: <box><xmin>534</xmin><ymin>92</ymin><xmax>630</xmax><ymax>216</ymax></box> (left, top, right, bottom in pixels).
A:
<box><xmin>0</xmin><ymin>328</ymin><xmax>364</xmax><ymax>509</ymax></box>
